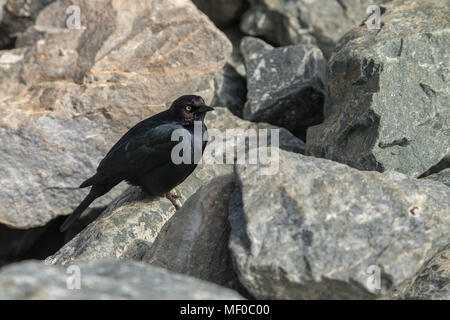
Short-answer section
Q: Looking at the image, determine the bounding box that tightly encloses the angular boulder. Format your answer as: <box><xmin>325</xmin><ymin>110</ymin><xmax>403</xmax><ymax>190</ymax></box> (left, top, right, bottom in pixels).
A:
<box><xmin>306</xmin><ymin>0</ymin><xmax>450</xmax><ymax>177</ymax></box>
<box><xmin>229</xmin><ymin>148</ymin><xmax>450</xmax><ymax>299</ymax></box>
<box><xmin>241</xmin><ymin>37</ymin><xmax>326</xmax><ymax>140</ymax></box>
<box><xmin>144</xmin><ymin>174</ymin><xmax>237</xmax><ymax>288</ymax></box>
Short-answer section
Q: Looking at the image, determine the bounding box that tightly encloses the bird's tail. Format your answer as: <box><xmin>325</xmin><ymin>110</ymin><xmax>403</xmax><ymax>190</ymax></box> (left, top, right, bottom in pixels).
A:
<box><xmin>60</xmin><ymin>186</ymin><xmax>105</xmax><ymax>232</ymax></box>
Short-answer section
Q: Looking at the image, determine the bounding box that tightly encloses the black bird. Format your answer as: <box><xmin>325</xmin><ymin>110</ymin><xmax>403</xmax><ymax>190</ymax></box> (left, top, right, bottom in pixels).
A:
<box><xmin>60</xmin><ymin>95</ymin><xmax>213</xmax><ymax>232</ymax></box>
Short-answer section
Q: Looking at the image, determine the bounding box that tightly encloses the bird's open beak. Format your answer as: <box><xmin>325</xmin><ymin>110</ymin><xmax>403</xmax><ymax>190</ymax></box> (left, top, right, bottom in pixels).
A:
<box><xmin>197</xmin><ymin>105</ymin><xmax>214</xmax><ymax>113</ymax></box>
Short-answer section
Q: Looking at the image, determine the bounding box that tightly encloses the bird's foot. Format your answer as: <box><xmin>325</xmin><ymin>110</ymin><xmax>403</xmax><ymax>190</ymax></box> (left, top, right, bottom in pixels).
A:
<box><xmin>165</xmin><ymin>192</ymin><xmax>180</xmax><ymax>210</ymax></box>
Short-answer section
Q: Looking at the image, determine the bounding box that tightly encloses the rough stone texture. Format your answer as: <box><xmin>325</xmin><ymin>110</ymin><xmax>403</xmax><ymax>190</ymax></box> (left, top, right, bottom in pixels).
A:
<box><xmin>422</xmin><ymin>154</ymin><xmax>450</xmax><ymax>187</ymax></box>
<box><xmin>193</xmin><ymin>0</ymin><xmax>248</xmax><ymax>28</ymax></box>
<box><xmin>0</xmin><ymin>0</ymin><xmax>54</xmax><ymax>49</ymax></box>
<box><xmin>240</xmin><ymin>35</ymin><xmax>273</xmax><ymax>62</ymax></box>
<box><xmin>307</xmin><ymin>0</ymin><xmax>450</xmax><ymax>178</ymax></box>
<box><xmin>229</xmin><ymin>148</ymin><xmax>450</xmax><ymax>299</ymax></box>
<box><xmin>206</xmin><ymin>107</ymin><xmax>306</xmax><ymax>155</ymax></box>
<box><xmin>0</xmin><ymin>0</ymin><xmax>231</xmax><ymax>229</ymax></box>
<box><xmin>45</xmin><ymin>163</ymin><xmax>232</xmax><ymax>266</ymax></box>
<box><xmin>426</xmin><ymin>169</ymin><xmax>450</xmax><ymax>188</ymax></box>
<box><xmin>0</xmin><ymin>260</ymin><xmax>244</xmax><ymax>299</ymax></box>
<box><xmin>144</xmin><ymin>175</ymin><xmax>237</xmax><ymax>288</ymax></box>
<box><xmin>241</xmin><ymin>37</ymin><xmax>326</xmax><ymax>140</ymax></box>
<box><xmin>45</xmin><ymin>108</ymin><xmax>305</xmax><ymax>265</ymax></box>
<box><xmin>240</xmin><ymin>0</ymin><xmax>387</xmax><ymax>58</ymax></box>
<box><xmin>211</xmin><ymin>63</ymin><xmax>246</xmax><ymax>117</ymax></box>
<box><xmin>394</xmin><ymin>245</ymin><xmax>450</xmax><ymax>299</ymax></box>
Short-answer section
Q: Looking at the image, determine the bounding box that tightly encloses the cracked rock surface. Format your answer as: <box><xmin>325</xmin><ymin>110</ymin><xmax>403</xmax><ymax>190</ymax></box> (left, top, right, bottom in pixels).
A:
<box><xmin>396</xmin><ymin>245</ymin><xmax>450</xmax><ymax>300</ymax></box>
<box><xmin>144</xmin><ymin>174</ymin><xmax>237</xmax><ymax>289</ymax></box>
<box><xmin>241</xmin><ymin>36</ymin><xmax>326</xmax><ymax>140</ymax></box>
<box><xmin>229</xmin><ymin>148</ymin><xmax>450</xmax><ymax>299</ymax></box>
<box><xmin>306</xmin><ymin>0</ymin><xmax>450</xmax><ymax>177</ymax></box>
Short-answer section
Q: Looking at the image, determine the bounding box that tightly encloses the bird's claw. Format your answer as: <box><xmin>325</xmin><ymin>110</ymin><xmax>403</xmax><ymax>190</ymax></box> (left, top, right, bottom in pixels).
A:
<box><xmin>165</xmin><ymin>192</ymin><xmax>180</xmax><ymax>210</ymax></box>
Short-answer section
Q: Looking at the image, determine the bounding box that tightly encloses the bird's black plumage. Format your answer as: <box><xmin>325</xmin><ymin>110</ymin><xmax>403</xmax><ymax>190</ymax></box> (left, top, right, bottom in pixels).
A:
<box><xmin>60</xmin><ymin>95</ymin><xmax>213</xmax><ymax>232</ymax></box>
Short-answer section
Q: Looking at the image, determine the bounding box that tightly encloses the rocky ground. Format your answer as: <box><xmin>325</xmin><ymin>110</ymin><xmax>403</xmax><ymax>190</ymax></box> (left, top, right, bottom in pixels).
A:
<box><xmin>0</xmin><ymin>0</ymin><xmax>448</xmax><ymax>299</ymax></box>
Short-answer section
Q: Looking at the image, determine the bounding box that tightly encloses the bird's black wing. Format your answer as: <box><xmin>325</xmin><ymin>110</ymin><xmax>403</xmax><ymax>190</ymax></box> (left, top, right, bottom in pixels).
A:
<box><xmin>105</xmin><ymin>111</ymin><xmax>169</xmax><ymax>157</ymax></box>
<box><xmin>81</xmin><ymin>120</ymin><xmax>186</xmax><ymax>187</ymax></box>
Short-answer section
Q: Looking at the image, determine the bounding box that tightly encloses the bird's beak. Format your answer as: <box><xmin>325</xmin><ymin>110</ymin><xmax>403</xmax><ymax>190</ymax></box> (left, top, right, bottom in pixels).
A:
<box><xmin>196</xmin><ymin>105</ymin><xmax>214</xmax><ymax>113</ymax></box>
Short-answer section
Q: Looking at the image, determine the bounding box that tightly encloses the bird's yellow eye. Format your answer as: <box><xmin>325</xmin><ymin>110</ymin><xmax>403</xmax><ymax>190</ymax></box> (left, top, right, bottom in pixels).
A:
<box><xmin>185</xmin><ymin>106</ymin><xmax>192</xmax><ymax>112</ymax></box>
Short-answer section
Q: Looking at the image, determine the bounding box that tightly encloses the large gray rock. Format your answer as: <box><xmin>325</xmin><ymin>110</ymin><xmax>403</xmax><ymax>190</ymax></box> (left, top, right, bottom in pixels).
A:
<box><xmin>46</xmin><ymin>108</ymin><xmax>305</xmax><ymax>265</ymax></box>
<box><xmin>0</xmin><ymin>260</ymin><xmax>244</xmax><ymax>299</ymax></box>
<box><xmin>241</xmin><ymin>37</ymin><xmax>326</xmax><ymax>140</ymax></box>
<box><xmin>144</xmin><ymin>174</ymin><xmax>237</xmax><ymax>288</ymax></box>
<box><xmin>307</xmin><ymin>0</ymin><xmax>450</xmax><ymax>178</ymax></box>
<box><xmin>0</xmin><ymin>0</ymin><xmax>231</xmax><ymax>229</ymax></box>
<box><xmin>229</xmin><ymin>148</ymin><xmax>450</xmax><ymax>299</ymax></box>
<box><xmin>396</xmin><ymin>245</ymin><xmax>450</xmax><ymax>299</ymax></box>
<box><xmin>240</xmin><ymin>0</ymin><xmax>386</xmax><ymax>57</ymax></box>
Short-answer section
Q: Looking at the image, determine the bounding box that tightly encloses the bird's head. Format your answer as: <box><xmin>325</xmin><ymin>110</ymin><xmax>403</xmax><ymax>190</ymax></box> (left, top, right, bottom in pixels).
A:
<box><xmin>169</xmin><ymin>95</ymin><xmax>214</xmax><ymax>125</ymax></box>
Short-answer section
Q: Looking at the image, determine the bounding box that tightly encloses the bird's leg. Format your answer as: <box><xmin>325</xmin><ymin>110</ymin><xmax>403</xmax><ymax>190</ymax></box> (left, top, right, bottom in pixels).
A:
<box><xmin>165</xmin><ymin>191</ymin><xmax>180</xmax><ymax>210</ymax></box>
